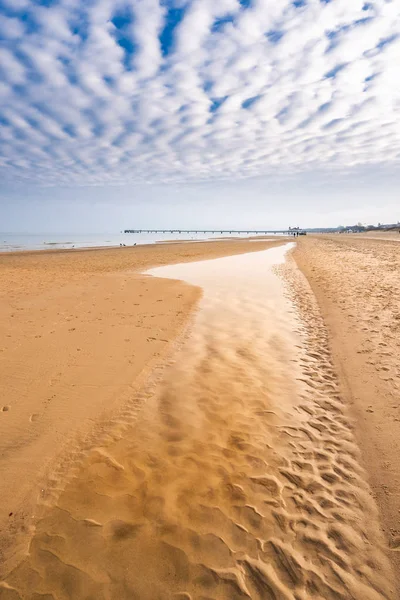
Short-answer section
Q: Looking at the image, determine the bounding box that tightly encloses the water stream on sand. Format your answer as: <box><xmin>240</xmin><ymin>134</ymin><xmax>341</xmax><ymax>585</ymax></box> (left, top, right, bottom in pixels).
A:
<box><xmin>1</xmin><ymin>244</ymin><xmax>395</xmax><ymax>599</ymax></box>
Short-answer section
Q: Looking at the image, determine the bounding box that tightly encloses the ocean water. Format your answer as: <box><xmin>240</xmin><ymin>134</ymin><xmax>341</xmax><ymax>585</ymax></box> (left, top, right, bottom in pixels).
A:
<box><xmin>0</xmin><ymin>231</ymin><xmax>285</xmax><ymax>252</ymax></box>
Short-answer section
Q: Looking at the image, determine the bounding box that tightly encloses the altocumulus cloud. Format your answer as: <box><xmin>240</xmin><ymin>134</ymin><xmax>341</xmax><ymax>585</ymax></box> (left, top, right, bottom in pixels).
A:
<box><xmin>0</xmin><ymin>0</ymin><xmax>399</xmax><ymax>187</ymax></box>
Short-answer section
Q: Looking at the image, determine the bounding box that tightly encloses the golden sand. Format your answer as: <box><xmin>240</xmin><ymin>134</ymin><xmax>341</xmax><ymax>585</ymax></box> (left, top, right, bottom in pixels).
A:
<box><xmin>294</xmin><ymin>234</ymin><xmax>400</xmax><ymax>586</ymax></box>
<box><xmin>1</xmin><ymin>236</ymin><xmax>399</xmax><ymax>598</ymax></box>
<box><xmin>0</xmin><ymin>239</ymin><xmax>284</xmax><ymax>576</ymax></box>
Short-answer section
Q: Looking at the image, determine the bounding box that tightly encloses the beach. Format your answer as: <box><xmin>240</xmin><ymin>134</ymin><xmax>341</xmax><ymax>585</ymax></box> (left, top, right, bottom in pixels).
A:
<box><xmin>294</xmin><ymin>233</ymin><xmax>400</xmax><ymax>580</ymax></box>
<box><xmin>1</xmin><ymin>235</ymin><xmax>399</xmax><ymax>598</ymax></box>
<box><xmin>0</xmin><ymin>238</ymin><xmax>284</xmax><ymax>577</ymax></box>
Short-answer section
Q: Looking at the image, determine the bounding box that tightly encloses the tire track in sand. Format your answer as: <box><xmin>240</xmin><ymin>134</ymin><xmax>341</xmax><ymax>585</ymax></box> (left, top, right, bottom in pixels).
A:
<box><xmin>1</xmin><ymin>244</ymin><xmax>395</xmax><ymax>599</ymax></box>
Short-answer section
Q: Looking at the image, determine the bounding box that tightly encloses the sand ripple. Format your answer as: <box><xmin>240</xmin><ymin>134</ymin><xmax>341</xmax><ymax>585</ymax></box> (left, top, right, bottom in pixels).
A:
<box><xmin>1</xmin><ymin>246</ymin><xmax>395</xmax><ymax>599</ymax></box>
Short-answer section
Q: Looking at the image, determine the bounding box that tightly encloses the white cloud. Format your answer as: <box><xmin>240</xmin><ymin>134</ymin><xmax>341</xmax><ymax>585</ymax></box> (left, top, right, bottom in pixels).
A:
<box><xmin>132</xmin><ymin>0</ymin><xmax>165</xmax><ymax>78</ymax></box>
<box><xmin>0</xmin><ymin>0</ymin><xmax>399</xmax><ymax>187</ymax></box>
<box><xmin>0</xmin><ymin>0</ymin><xmax>30</xmax><ymax>9</ymax></box>
<box><xmin>0</xmin><ymin>15</ymin><xmax>25</xmax><ymax>39</ymax></box>
<box><xmin>0</xmin><ymin>48</ymin><xmax>26</xmax><ymax>84</ymax></box>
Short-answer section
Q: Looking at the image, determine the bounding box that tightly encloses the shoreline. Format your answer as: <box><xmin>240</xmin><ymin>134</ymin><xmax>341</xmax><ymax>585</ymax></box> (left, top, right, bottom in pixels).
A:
<box><xmin>0</xmin><ymin>235</ymin><xmax>288</xmax><ymax>256</ymax></box>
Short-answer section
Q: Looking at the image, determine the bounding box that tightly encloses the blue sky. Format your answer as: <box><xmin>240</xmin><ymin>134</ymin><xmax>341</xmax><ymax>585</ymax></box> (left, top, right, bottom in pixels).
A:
<box><xmin>0</xmin><ymin>0</ymin><xmax>399</xmax><ymax>231</ymax></box>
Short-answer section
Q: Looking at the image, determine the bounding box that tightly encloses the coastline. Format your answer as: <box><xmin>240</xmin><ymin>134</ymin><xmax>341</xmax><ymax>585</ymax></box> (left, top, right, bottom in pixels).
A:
<box><xmin>0</xmin><ymin>238</ymin><xmax>284</xmax><ymax>574</ymax></box>
<box><xmin>0</xmin><ymin>233</ymin><xmax>288</xmax><ymax>254</ymax></box>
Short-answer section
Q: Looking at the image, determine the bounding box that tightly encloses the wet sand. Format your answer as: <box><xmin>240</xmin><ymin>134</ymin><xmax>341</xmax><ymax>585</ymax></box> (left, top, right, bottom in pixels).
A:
<box><xmin>1</xmin><ymin>241</ymin><xmax>396</xmax><ymax>599</ymax></box>
<box><xmin>0</xmin><ymin>239</ymin><xmax>285</xmax><ymax>577</ymax></box>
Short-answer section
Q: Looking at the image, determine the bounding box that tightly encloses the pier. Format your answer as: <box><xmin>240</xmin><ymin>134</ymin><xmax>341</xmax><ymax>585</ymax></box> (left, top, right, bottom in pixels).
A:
<box><xmin>124</xmin><ymin>229</ymin><xmax>292</xmax><ymax>235</ymax></box>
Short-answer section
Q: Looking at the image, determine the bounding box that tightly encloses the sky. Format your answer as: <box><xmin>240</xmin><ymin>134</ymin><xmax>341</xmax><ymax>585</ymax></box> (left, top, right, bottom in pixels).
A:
<box><xmin>0</xmin><ymin>0</ymin><xmax>399</xmax><ymax>232</ymax></box>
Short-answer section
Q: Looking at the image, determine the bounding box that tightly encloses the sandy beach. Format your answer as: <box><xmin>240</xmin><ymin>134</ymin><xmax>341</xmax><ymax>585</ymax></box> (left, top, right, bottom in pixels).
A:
<box><xmin>2</xmin><ymin>0</ymin><xmax>399</xmax><ymax>595</ymax></box>
<box><xmin>1</xmin><ymin>235</ymin><xmax>399</xmax><ymax>599</ymax></box>
<box><xmin>294</xmin><ymin>233</ymin><xmax>400</xmax><ymax>582</ymax></box>
<box><xmin>0</xmin><ymin>238</ymin><xmax>284</xmax><ymax>577</ymax></box>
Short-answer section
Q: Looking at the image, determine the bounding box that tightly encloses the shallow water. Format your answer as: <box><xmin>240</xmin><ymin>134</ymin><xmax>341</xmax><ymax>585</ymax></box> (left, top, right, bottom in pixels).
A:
<box><xmin>2</xmin><ymin>244</ymin><xmax>394</xmax><ymax>599</ymax></box>
<box><xmin>0</xmin><ymin>231</ymin><xmax>285</xmax><ymax>252</ymax></box>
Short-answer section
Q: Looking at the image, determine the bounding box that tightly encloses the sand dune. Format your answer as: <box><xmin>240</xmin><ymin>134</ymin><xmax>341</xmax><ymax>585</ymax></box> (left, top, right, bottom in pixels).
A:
<box><xmin>1</xmin><ymin>244</ymin><xmax>395</xmax><ymax>599</ymax></box>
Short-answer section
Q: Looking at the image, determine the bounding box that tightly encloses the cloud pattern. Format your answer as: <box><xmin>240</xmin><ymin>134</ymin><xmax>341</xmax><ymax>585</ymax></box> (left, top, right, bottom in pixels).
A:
<box><xmin>0</xmin><ymin>0</ymin><xmax>399</xmax><ymax>186</ymax></box>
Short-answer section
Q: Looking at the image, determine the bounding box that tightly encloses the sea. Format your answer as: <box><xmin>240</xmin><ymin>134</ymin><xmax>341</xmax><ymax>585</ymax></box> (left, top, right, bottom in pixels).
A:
<box><xmin>0</xmin><ymin>231</ymin><xmax>285</xmax><ymax>253</ymax></box>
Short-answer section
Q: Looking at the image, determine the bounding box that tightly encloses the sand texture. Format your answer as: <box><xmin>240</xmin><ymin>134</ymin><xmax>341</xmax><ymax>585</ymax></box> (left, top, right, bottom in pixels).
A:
<box><xmin>294</xmin><ymin>235</ymin><xmax>400</xmax><ymax>588</ymax></box>
<box><xmin>348</xmin><ymin>231</ymin><xmax>400</xmax><ymax>242</ymax></box>
<box><xmin>1</xmin><ymin>244</ymin><xmax>396</xmax><ymax>599</ymax></box>
<box><xmin>0</xmin><ymin>239</ymin><xmax>284</xmax><ymax>575</ymax></box>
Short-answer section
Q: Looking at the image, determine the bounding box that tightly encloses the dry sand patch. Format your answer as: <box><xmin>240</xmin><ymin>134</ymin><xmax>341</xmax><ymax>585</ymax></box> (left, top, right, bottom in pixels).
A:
<box><xmin>294</xmin><ymin>235</ymin><xmax>400</xmax><ymax>590</ymax></box>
